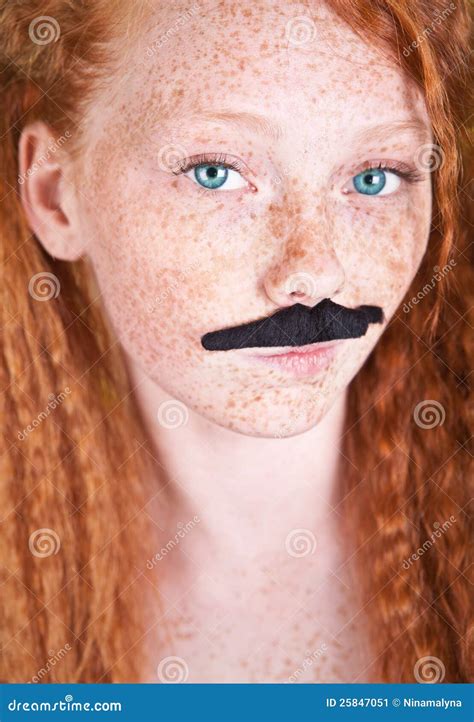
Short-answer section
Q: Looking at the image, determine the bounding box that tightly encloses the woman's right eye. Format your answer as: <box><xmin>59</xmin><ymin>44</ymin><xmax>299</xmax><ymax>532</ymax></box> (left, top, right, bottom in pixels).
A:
<box><xmin>185</xmin><ymin>163</ymin><xmax>247</xmax><ymax>191</ymax></box>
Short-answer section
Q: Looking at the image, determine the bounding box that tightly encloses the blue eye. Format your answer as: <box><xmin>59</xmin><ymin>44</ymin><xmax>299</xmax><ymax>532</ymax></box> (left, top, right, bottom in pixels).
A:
<box><xmin>194</xmin><ymin>164</ymin><xmax>228</xmax><ymax>189</ymax></box>
<box><xmin>188</xmin><ymin>163</ymin><xmax>246</xmax><ymax>191</ymax></box>
<box><xmin>352</xmin><ymin>168</ymin><xmax>400</xmax><ymax>196</ymax></box>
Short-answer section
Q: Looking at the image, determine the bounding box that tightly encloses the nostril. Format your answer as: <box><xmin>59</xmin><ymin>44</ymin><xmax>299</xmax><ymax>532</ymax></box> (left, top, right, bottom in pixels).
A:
<box><xmin>284</xmin><ymin>271</ymin><xmax>319</xmax><ymax>299</ymax></box>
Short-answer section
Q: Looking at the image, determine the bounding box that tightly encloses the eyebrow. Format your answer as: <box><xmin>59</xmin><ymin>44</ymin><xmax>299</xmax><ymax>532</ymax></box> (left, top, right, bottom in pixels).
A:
<box><xmin>154</xmin><ymin>105</ymin><xmax>430</xmax><ymax>146</ymax></box>
<box><xmin>177</xmin><ymin>109</ymin><xmax>284</xmax><ymax>140</ymax></box>
<box><xmin>352</xmin><ymin>120</ymin><xmax>431</xmax><ymax>145</ymax></box>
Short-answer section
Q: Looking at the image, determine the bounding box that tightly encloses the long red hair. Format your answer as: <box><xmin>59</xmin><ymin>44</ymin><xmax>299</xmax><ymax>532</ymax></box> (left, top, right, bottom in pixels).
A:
<box><xmin>0</xmin><ymin>0</ymin><xmax>472</xmax><ymax>682</ymax></box>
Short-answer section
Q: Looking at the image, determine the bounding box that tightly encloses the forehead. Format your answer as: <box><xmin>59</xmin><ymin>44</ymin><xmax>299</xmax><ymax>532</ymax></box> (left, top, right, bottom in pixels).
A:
<box><xmin>91</xmin><ymin>0</ymin><xmax>429</xmax><ymax>148</ymax></box>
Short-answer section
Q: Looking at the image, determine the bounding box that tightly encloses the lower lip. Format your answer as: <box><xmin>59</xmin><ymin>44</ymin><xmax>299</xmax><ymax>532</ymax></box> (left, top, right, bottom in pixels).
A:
<box><xmin>245</xmin><ymin>341</ymin><xmax>343</xmax><ymax>378</ymax></box>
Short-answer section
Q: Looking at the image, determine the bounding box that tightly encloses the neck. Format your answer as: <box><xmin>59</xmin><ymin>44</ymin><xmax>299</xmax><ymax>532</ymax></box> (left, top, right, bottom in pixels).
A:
<box><xmin>128</xmin><ymin>360</ymin><xmax>348</xmax><ymax>565</ymax></box>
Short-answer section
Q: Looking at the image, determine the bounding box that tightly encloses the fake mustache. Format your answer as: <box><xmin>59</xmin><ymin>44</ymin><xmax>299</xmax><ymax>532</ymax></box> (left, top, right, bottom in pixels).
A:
<box><xmin>201</xmin><ymin>298</ymin><xmax>384</xmax><ymax>351</ymax></box>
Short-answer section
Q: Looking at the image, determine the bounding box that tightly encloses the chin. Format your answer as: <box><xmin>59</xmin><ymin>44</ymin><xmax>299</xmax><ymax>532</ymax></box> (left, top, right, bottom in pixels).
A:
<box><xmin>209</xmin><ymin>404</ymin><xmax>331</xmax><ymax>439</ymax></box>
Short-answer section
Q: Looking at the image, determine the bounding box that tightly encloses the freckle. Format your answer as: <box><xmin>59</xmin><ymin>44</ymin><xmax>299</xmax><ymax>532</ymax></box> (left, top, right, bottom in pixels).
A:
<box><xmin>292</xmin><ymin>248</ymin><xmax>308</xmax><ymax>260</ymax></box>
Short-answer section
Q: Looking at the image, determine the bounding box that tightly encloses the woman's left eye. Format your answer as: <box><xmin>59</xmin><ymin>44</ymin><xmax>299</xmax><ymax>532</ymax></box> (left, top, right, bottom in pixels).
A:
<box><xmin>351</xmin><ymin>168</ymin><xmax>401</xmax><ymax>196</ymax></box>
<box><xmin>185</xmin><ymin>163</ymin><xmax>247</xmax><ymax>191</ymax></box>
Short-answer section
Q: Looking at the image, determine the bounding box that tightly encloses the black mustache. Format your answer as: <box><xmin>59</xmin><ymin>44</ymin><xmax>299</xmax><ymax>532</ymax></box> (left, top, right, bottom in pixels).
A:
<box><xmin>201</xmin><ymin>299</ymin><xmax>384</xmax><ymax>351</ymax></box>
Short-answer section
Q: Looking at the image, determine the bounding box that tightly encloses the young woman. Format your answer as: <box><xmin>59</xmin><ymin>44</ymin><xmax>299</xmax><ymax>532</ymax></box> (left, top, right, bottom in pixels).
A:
<box><xmin>0</xmin><ymin>0</ymin><xmax>472</xmax><ymax>683</ymax></box>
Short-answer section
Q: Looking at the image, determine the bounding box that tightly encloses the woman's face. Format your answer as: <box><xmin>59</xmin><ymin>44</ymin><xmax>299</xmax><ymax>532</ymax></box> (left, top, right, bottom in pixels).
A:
<box><xmin>72</xmin><ymin>1</ymin><xmax>432</xmax><ymax>437</ymax></box>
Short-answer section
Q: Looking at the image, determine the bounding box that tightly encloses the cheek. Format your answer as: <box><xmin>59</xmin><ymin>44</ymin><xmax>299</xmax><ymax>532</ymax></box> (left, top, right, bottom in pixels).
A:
<box><xmin>77</xmin><ymin>156</ymin><xmax>265</xmax><ymax>374</ymax></box>
<box><xmin>331</xmin><ymin>190</ymin><xmax>431</xmax><ymax>314</ymax></box>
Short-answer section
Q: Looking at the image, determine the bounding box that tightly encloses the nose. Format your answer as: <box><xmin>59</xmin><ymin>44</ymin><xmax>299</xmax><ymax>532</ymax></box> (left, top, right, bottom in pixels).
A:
<box><xmin>263</xmin><ymin>216</ymin><xmax>346</xmax><ymax>308</ymax></box>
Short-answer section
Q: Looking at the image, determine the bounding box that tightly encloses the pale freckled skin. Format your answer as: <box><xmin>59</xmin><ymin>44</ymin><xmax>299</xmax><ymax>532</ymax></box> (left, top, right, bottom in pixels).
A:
<box><xmin>61</xmin><ymin>0</ymin><xmax>435</xmax><ymax>683</ymax></box>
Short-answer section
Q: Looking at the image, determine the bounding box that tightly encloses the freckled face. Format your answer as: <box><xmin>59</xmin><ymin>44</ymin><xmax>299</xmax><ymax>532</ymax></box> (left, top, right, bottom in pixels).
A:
<box><xmin>74</xmin><ymin>1</ymin><xmax>432</xmax><ymax>437</ymax></box>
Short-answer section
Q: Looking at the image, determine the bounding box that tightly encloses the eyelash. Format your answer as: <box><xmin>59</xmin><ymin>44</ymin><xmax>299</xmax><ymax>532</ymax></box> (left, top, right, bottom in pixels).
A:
<box><xmin>172</xmin><ymin>152</ymin><xmax>246</xmax><ymax>176</ymax></box>
<box><xmin>171</xmin><ymin>154</ymin><xmax>425</xmax><ymax>190</ymax></box>
<box><xmin>354</xmin><ymin>160</ymin><xmax>424</xmax><ymax>184</ymax></box>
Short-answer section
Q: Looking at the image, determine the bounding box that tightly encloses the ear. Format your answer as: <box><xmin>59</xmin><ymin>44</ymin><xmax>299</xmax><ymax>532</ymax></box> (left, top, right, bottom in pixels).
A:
<box><xmin>18</xmin><ymin>121</ymin><xmax>84</xmax><ymax>261</ymax></box>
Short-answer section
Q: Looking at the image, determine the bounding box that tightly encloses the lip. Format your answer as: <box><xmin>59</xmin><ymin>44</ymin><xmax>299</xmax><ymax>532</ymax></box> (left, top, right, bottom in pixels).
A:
<box><xmin>238</xmin><ymin>339</ymin><xmax>344</xmax><ymax>378</ymax></box>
